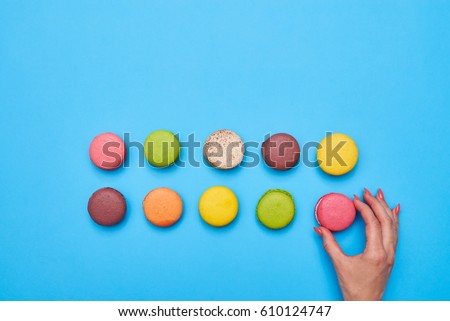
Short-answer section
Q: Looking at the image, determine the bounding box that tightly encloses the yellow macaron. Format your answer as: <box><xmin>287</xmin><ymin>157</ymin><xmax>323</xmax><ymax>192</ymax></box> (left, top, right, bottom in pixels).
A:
<box><xmin>199</xmin><ymin>186</ymin><xmax>238</xmax><ymax>227</ymax></box>
<box><xmin>316</xmin><ymin>133</ymin><xmax>358</xmax><ymax>176</ymax></box>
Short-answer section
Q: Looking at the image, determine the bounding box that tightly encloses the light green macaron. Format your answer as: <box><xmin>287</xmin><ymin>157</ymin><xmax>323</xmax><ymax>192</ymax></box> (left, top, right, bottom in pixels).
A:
<box><xmin>144</xmin><ymin>130</ymin><xmax>180</xmax><ymax>167</ymax></box>
<box><xmin>256</xmin><ymin>189</ymin><xmax>296</xmax><ymax>229</ymax></box>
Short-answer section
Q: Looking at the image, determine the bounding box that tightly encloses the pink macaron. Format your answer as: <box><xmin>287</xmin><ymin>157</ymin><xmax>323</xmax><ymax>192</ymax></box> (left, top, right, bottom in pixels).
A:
<box><xmin>315</xmin><ymin>193</ymin><xmax>356</xmax><ymax>231</ymax></box>
<box><xmin>89</xmin><ymin>132</ymin><xmax>126</xmax><ymax>170</ymax></box>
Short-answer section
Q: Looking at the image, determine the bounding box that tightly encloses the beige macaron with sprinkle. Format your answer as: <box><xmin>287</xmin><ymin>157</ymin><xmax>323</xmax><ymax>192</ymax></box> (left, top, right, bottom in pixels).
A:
<box><xmin>203</xmin><ymin>129</ymin><xmax>244</xmax><ymax>170</ymax></box>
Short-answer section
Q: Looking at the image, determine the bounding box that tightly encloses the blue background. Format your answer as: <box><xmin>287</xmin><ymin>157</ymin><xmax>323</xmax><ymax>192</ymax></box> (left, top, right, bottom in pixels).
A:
<box><xmin>1</xmin><ymin>0</ymin><xmax>449</xmax><ymax>300</ymax></box>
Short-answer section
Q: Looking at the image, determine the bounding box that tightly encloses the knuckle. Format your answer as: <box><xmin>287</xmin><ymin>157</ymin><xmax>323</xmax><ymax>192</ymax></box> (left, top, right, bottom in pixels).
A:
<box><xmin>323</xmin><ymin>241</ymin><xmax>332</xmax><ymax>252</ymax></box>
<box><xmin>385</xmin><ymin>213</ymin><xmax>393</xmax><ymax>222</ymax></box>
<box><xmin>379</xmin><ymin>216</ymin><xmax>391</xmax><ymax>225</ymax></box>
<box><xmin>370</xmin><ymin>250</ymin><xmax>387</xmax><ymax>264</ymax></box>
<box><xmin>386</xmin><ymin>246</ymin><xmax>396</xmax><ymax>266</ymax></box>
<box><xmin>371</xmin><ymin>219</ymin><xmax>381</xmax><ymax>229</ymax></box>
<box><xmin>387</xmin><ymin>255</ymin><xmax>395</xmax><ymax>267</ymax></box>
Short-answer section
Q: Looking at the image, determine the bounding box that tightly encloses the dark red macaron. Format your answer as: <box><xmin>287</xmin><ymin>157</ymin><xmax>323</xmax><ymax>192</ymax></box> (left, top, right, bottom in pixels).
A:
<box><xmin>315</xmin><ymin>193</ymin><xmax>356</xmax><ymax>231</ymax></box>
<box><xmin>261</xmin><ymin>133</ymin><xmax>300</xmax><ymax>170</ymax></box>
<box><xmin>88</xmin><ymin>188</ymin><xmax>127</xmax><ymax>226</ymax></box>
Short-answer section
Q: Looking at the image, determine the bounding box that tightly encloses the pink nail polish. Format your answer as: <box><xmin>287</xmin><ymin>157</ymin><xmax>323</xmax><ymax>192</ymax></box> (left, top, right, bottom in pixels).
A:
<box><xmin>313</xmin><ymin>227</ymin><xmax>322</xmax><ymax>236</ymax></box>
<box><xmin>395</xmin><ymin>204</ymin><xmax>401</xmax><ymax>215</ymax></box>
<box><xmin>364</xmin><ymin>187</ymin><xmax>370</xmax><ymax>195</ymax></box>
<box><xmin>377</xmin><ymin>188</ymin><xmax>384</xmax><ymax>200</ymax></box>
<box><xmin>353</xmin><ymin>194</ymin><xmax>360</xmax><ymax>201</ymax></box>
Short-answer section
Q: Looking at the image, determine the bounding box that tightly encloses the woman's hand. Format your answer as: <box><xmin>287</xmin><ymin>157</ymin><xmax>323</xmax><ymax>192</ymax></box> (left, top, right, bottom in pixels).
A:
<box><xmin>314</xmin><ymin>188</ymin><xmax>400</xmax><ymax>301</ymax></box>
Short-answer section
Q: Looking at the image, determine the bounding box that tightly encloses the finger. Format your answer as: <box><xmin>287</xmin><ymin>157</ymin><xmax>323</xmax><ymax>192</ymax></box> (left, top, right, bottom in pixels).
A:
<box><xmin>392</xmin><ymin>203</ymin><xmax>401</xmax><ymax>224</ymax></box>
<box><xmin>363</xmin><ymin>188</ymin><xmax>395</xmax><ymax>255</ymax></box>
<box><xmin>353</xmin><ymin>195</ymin><xmax>384</xmax><ymax>251</ymax></box>
<box><xmin>376</xmin><ymin>188</ymin><xmax>394</xmax><ymax>220</ymax></box>
<box><xmin>391</xmin><ymin>204</ymin><xmax>401</xmax><ymax>247</ymax></box>
<box><xmin>315</xmin><ymin>226</ymin><xmax>346</xmax><ymax>263</ymax></box>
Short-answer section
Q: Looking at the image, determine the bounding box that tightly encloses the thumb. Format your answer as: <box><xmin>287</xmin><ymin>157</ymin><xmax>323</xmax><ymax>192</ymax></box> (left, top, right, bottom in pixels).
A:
<box><xmin>315</xmin><ymin>226</ymin><xmax>346</xmax><ymax>262</ymax></box>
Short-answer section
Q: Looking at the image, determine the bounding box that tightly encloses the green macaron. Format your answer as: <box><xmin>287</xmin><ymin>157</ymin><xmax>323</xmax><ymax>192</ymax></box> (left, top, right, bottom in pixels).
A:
<box><xmin>256</xmin><ymin>189</ymin><xmax>295</xmax><ymax>229</ymax></box>
<box><xmin>144</xmin><ymin>130</ymin><xmax>180</xmax><ymax>167</ymax></box>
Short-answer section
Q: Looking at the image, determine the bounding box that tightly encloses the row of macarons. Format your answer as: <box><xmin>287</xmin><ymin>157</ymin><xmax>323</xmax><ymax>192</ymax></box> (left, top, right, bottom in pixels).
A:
<box><xmin>88</xmin><ymin>186</ymin><xmax>356</xmax><ymax>231</ymax></box>
<box><xmin>89</xmin><ymin>130</ymin><xmax>359</xmax><ymax>175</ymax></box>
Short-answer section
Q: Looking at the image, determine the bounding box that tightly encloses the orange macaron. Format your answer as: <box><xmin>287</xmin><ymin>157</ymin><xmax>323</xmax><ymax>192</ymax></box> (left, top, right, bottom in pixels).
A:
<box><xmin>143</xmin><ymin>188</ymin><xmax>183</xmax><ymax>227</ymax></box>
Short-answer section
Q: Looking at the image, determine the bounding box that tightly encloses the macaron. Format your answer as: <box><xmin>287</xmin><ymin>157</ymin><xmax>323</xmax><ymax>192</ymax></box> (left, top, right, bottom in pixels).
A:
<box><xmin>315</xmin><ymin>193</ymin><xmax>356</xmax><ymax>231</ymax></box>
<box><xmin>87</xmin><ymin>187</ymin><xmax>127</xmax><ymax>226</ymax></box>
<box><xmin>316</xmin><ymin>133</ymin><xmax>358</xmax><ymax>176</ymax></box>
<box><xmin>89</xmin><ymin>132</ymin><xmax>126</xmax><ymax>170</ymax></box>
<box><xmin>199</xmin><ymin>186</ymin><xmax>238</xmax><ymax>227</ymax></box>
<box><xmin>256</xmin><ymin>189</ymin><xmax>295</xmax><ymax>229</ymax></box>
<box><xmin>203</xmin><ymin>129</ymin><xmax>244</xmax><ymax>170</ymax></box>
<box><xmin>143</xmin><ymin>188</ymin><xmax>183</xmax><ymax>227</ymax></box>
<box><xmin>261</xmin><ymin>133</ymin><xmax>300</xmax><ymax>170</ymax></box>
<box><xmin>144</xmin><ymin>130</ymin><xmax>180</xmax><ymax>167</ymax></box>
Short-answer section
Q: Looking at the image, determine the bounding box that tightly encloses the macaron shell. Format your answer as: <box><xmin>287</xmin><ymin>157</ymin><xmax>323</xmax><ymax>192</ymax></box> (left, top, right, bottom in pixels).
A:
<box><xmin>88</xmin><ymin>188</ymin><xmax>127</xmax><ymax>226</ymax></box>
<box><xmin>256</xmin><ymin>189</ymin><xmax>295</xmax><ymax>229</ymax></box>
<box><xmin>315</xmin><ymin>193</ymin><xmax>356</xmax><ymax>231</ymax></box>
<box><xmin>203</xmin><ymin>129</ymin><xmax>244</xmax><ymax>169</ymax></box>
<box><xmin>89</xmin><ymin>132</ymin><xmax>126</xmax><ymax>170</ymax></box>
<box><xmin>144</xmin><ymin>130</ymin><xmax>180</xmax><ymax>167</ymax></box>
<box><xmin>316</xmin><ymin>133</ymin><xmax>358</xmax><ymax>176</ymax></box>
<box><xmin>143</xmin><ymin>188</ymin><xmax>183</xmax><ymax>227</ymax></box>
<box><xmin>261</xmin><ymin>133</ymin><xmax>300</xmax><ymax>170</ymax></box>
<box><xmin>199</xmin><ymin>186</ymin><xmax>238</xmax><ymax>227</ymax></box>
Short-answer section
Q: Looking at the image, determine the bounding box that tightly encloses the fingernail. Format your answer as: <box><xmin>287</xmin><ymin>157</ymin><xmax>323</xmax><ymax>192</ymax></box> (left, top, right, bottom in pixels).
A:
<box><xmin>377</xmin><ymin>188</ymin><xmax>384</xmax><ymax>200</ymax></box>
<box><xmin>364</xmin><ymin>187</ymin><xmax>370</xmax><ymax>195</ymax></box>
<box><xmin>395</xmin><ymin>203</ymin><xmax>401</xmax><ymax>215</ymax></box>
<box><xmin>313</xmin><ymin>227</ymin><xmax>322</xmax><ymax>236</ymax></box>
<box><xmin>353</xmin><ymin>194</ymin><xmax>360</xmax><ymax>201</ymax></box>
